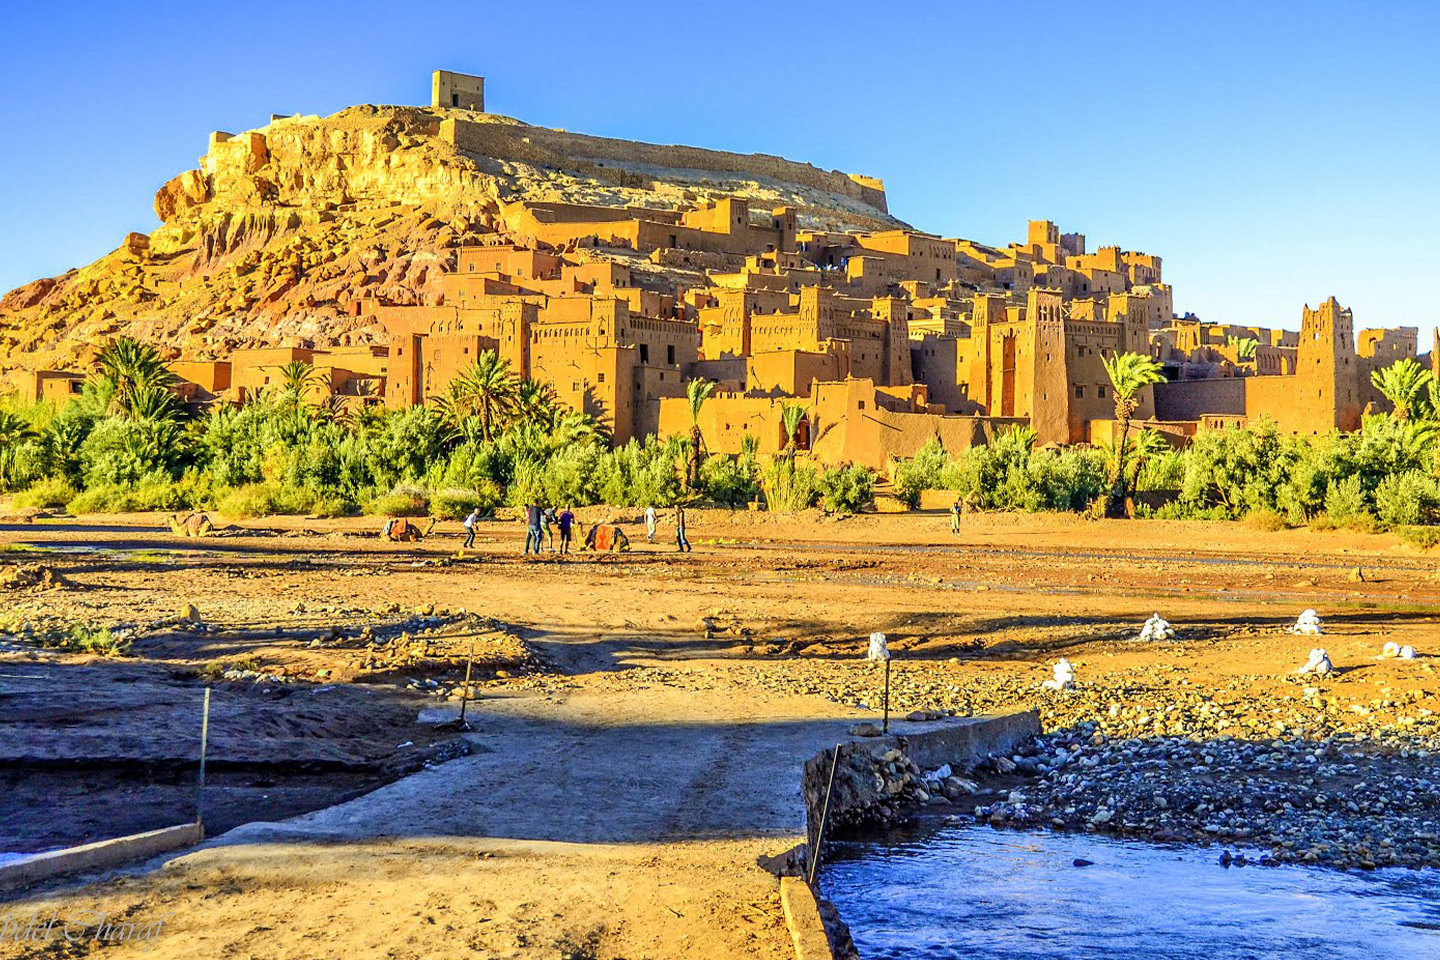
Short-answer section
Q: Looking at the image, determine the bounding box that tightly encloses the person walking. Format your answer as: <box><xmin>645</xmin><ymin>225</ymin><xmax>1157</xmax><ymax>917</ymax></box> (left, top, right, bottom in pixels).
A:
<box><xmin>541</xmin><ymin>506</ymin><xmax>557</xmax><ymax>552</ymax></box>
<box><xmin>462</xmin><ymin>507</ymin><xmax>480</xmax><ymax>549</ymax></box>
<box><xmin>557</xmin><ymin>506</ymin><xmax>575</xmax><ymax>555</ymax></box>
<box><xmin>950</xmin><ymin>498</ymin><xmax>962</xmax><ymax>536</ymax></box>
<box><xmin>645</xmin><ymin>505</ymin><xmax>657</xmax><ymax>543</ymax></box>
<box><xmin>675</xmin><ymin>504</ymin><xmax>691</xmax><ymax>553</ymax></box>
<box><xmin>524</xmin><ymin>501</ymin><xmax>543</xmax><ymax>555</ymax></box>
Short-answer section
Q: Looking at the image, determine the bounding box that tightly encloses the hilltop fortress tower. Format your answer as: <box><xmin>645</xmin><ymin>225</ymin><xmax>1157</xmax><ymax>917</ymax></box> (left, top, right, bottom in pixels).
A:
<box><xmin>432</xmin><ymin>70</ymin><xmax>485</xmax><ymax>112</ymax></box>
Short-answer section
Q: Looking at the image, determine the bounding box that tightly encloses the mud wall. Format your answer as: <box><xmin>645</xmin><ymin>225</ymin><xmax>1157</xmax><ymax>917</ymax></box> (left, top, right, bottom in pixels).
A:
<box><xmin>442</xmin><ymin>119</ymin><xmax>889</xmax><ymax>213</ymax></box>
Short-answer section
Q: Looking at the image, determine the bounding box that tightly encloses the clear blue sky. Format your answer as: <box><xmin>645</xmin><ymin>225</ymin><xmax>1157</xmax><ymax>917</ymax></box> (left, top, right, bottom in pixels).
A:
<box><xmin>2</xmin><ymin>1</ymin><xmax>1436</xmax><ymax>333</ymax></box>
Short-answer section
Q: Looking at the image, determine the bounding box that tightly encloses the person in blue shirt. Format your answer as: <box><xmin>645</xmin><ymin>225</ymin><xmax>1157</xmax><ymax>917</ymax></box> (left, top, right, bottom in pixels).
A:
<box><xmin>557</xmin><ymin>506</ymin><xmax>575</xmax><ymax>554</ymax></box>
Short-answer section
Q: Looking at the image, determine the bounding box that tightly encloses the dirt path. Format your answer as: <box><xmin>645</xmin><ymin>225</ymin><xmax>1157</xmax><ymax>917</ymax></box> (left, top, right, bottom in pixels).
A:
<box><xmin>0</xmin><ymin>623</ymin><xmax>868</xmax><ymax>960</ymax></box>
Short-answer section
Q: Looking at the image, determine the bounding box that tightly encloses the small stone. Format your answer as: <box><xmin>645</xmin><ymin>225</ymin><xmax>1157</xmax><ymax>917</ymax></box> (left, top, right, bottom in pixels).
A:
<box><xmin>849</xmin><ymin>722</ymin><xmax>883</xmax><ymax>737</ymax></box>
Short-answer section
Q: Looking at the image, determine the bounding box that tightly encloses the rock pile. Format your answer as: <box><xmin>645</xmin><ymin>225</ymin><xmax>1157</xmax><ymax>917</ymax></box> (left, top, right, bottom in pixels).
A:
<box><xmin>1137</xmin><ymin>614</ymin><xmax>1176</xmax><ymax>642</ymax></box>
<box><xmin>1296</xmin><ymin>648</ymin><xmax>1334</xmax><ymax>676</ymax></box>
<box><xmin>976</xmin><ymin>724</ymin><xmax>1440</xmax><ymax>869</ymax></box>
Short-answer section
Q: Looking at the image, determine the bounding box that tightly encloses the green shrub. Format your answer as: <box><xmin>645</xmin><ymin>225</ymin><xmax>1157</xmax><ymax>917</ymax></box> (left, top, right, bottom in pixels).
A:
<box><xmin>817</xmin><ymin>464</ymin><xmax>874</xmax><ymax>514</ymax></box>
<box><xmin>48</xmin><ymin>623</ymin><xmax>130</xmax><ymax>656</ymax></box>
<box><xmin>67</xmin><ymin>485</ymin><xmax>137</xmax><ymax>514</ymax></box>
<box><xmin>1399</xmin><ymin>525</ymin><xmax>1440</xmax><ymax>549</ymax></box>
<box><xmin>1324</xmin><ymin>474</ymin><xmax>1368</xmax><ymax>526</ymax></box>
<box><xmin>216</xmin><ymin>482</ymin><xmax>320</xmax><ymax>517</ymax></box>
<box><xmin>592</xmin><ymin>436</ymin><xmax>683</xmax><ymax>507</ymax></box>
<box><xmin>1242</xmin><ymin>509</ymin><xmax>1288</xmax><ymax>532</ymax></box>
<box><xmin>760</xmin><ymin>457</ymin><xmax>820</xmax><ymax>512</ymax></box>
<box><xmin>1374</xmin><ymin>470</ymin><xmax>1440</xmax><ymax>528</ymax></box>
<box><xmin>430</xmin><ymin>483</ymin><xmax>501</xmax><ymax>519</ymax></box>
<box><xmin>13</xmin><ymin>476</ymin><xmax>78</xmax><ymax>509</ymax></box>
<box><xmin>892</xmin><ymin>438</ymin><xmax>946</xmax><ymax>508</ymax></box>
<box><xmin>364</xmin><ymin>484</ymin><xmax>429</xmax><ymax>517</ymax></box>
<box><xmin>309</xmin><ymin>493</ymin><xmax>359</xmax><ymax>518</ymax></box>
<box><xmin>700</xmin><ymin>455</ymin><xmax>758</xmax><ymax>507</ymax></box>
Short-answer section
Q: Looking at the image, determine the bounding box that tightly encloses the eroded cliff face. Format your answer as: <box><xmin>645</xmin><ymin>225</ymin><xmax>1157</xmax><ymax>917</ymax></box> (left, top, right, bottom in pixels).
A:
<box><xmin>0</xmin><ymin>104</ymin><xmax>902</xmax><ymax>372</ymax></box>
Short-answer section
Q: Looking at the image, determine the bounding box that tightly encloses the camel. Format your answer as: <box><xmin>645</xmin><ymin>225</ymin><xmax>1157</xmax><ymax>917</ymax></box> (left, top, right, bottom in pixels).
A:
<box><xmin>166</xmin><ymin>512</ymin><xmax>213</xmax><ymax>538</ymax></box>
<box><xmin>583</xmin><ymin>524</ymin><xmax>630</xmax><ymax>551</ymax></box>
<box><xmin>380</xmin><ymin>517</ymin><xmax>437</xmax><ymax>542</ymax></box>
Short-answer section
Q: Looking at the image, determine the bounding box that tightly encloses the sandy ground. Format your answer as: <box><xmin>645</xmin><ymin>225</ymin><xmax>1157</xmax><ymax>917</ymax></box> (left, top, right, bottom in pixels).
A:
<box><xmin>1</xmin><ymin>508</ymin><xmax>1439</xmax><ymax>958</ymax></box>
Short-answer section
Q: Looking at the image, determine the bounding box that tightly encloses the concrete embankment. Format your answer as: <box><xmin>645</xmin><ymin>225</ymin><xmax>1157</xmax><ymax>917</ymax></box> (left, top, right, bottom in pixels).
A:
<box><xmin>0</xmin><ymin>823</ymin><xmax>203</xmax><ymax>894</ymax></box>
<box><xmin>789</xmin><ymin>710</ymin><xmax>1041</xmax><ymax>958</ymax></box>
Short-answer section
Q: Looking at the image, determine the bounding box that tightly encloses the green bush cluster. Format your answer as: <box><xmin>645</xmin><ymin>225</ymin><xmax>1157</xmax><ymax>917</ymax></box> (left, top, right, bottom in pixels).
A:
<box><xmin>892</xmin><ymin>416</ymin><xmax>1440</xmax><ymax>533</ymax></box>
<box><xmin>893</xmin><ymin>428</ymin><xmax>1107</xmax><ymax>512</ymax></box>
<box><xmin>0</xmin><ymin>341</ymin><xmax>878</xmax><ymax>518</ymax></box>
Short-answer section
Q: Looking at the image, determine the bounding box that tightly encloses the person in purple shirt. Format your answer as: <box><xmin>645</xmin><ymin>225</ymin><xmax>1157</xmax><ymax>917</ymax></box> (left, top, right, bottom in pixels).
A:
<box><xmin>557</xmin><ymin>506</ymin><xmax>575</xmax><ymax>554</ymax></box>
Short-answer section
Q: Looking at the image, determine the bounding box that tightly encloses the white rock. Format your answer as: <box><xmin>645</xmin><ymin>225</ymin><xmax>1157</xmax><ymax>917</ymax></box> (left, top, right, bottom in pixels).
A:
<box><xmin>1138</xmin><ymin>613</ymin><xmax>1176</xmax><ymax>642</ymax></box>
<box><xmin>1400</xmin><ymin>645</ymin><xmax>1418</xmax><ymax>659</ymax></box>
<box><xmin>1289</xmin><ymin>609</ymin><xmax>1324</xmax><ymax>636</ymax></box>
<box><xmin>867</xmin><ymin>631</ymin><xmax>890</xmax><ymax>662</ymax></box>
<box><xmin>1042</xmin><ymin>658</ymin><xmax>1076</xmax><ymax>691</ymax></box>
<box><xmin>1296</xmin><ymin>648</ymin><xmax>1333</xmax><ymax>676</ymax></box>
<box><xmin>1381</xmin><ymin>641</ymin><xmax>1400</xmax><ymax>659</ymax></box>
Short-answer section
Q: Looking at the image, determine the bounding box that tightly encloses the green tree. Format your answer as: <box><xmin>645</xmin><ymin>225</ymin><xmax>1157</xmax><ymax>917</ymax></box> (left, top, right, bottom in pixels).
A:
<box><xmin>515</xmin><ymin>378</ymin><xmax>559</xmax><ymax>425</ymax></box>
<box><xmin>1101</xmin><ymin>351</ymin><xmax>1165</xmax><ymax>511</ymax></box>
<box><xmin>1371</xmin><ymin>358</ymin><xmax>1435</xmax><ymax>422</ymax></box>
<box><xmin>276</xmin><ymin>360</ymin><xmax>324</xmax><ymax>406</ymax></box>
<box><xmin>91</xmin><ymin>337</ymin><xmax>176</xmax><ymax>419</ymax></box>
<box><xmin>0</xmin><ymin>411</ymin><xmax>36</xmax><ymax>490</ymax></box>
<box><xmin>779</xmin><ymin>403</ymin><xmax>808</xmax><ymax>455</ymax></box>
<box><xmin>434</xmin><ymin>351</ymin><xmax>519</xmax><ymax>442</ymax></box>
<box><xmin>684</xmin><ymin>378</ymin><xmax>716</xmax><ymax>491</ymax></box>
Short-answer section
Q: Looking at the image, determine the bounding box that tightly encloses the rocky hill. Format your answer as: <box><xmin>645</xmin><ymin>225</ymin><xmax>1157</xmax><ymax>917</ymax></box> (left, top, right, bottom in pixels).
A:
<box><xmin>0</xmin><ymin>105</ymin><xmax>902</xmax><ymax>374</ymax></box>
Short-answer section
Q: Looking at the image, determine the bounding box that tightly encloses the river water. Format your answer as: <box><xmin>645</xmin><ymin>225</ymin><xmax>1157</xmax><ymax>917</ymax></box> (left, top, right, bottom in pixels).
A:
<box><xmin>825</xmin><ymin>826</ymin><xmax>1440</xmax><ymax>959</ymax></box>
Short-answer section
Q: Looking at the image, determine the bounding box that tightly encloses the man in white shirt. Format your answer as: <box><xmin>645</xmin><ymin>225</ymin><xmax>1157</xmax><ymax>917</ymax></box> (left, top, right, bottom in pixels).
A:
<box><xmin>462</xmin><ymin>507</ymin><xmax>479</xmax><ymax>549</ymax></box>
<box><xmin>645</xmin><ymin>505</ymin><xmax>657</xmax><ymax>542</ymax></box>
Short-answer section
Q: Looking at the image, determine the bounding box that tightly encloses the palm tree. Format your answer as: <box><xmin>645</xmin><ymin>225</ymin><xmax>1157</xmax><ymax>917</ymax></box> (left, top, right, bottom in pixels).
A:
<box><xmin>276</xmin><ymin>360</ymin><xmax>324</xmax><ymax>406</ymax></box>
<box><xmin>685</xmin><ymin>378</ymin><xmax>716</xmax><ymax>491</ymax></box>
<box><xmin>1124</xmin><ymin>428</ymin><xmax>1169</xmax><ymax>494</ymax></box>
<box><xmin>1371</xmin><ymin>358</ymin><xmax>1435</xmax><ymax>422</ymax></box>
<box><xmin>0</xmin><ymin>411</ymin><xmax>35</xmax><ymax>491</ymax></box>
<box><xmin>548</xmin><ymin>410</ymin><xmax>605</xmax><ymax>449</ymax></box>
<box><xmin>1102</xmin><ymin>351</ymin><xmax>1165</xmax><ymax>511</ymax></box>
<box><xmin>91</xmin><ymin>337</ymin><xmax>175</xmax><ymax>418</ymax></box>
<box><xmin>127</xmin><ymin>383</ymin><xmax>180</xmax><ymax>422</ymax></box>
<box><xmin>435</xmin><ymin>350</ymin><xmax>519</xmax><ymax>442</ymax></box>
<box><xmin>515</xmin><ymin>378</ymin><xmax>559</xmax><ymax>426</ymax></box>
<box><xmin>1228</xmin><ymin>336</ymin><xmax>1259</xmax><ymax>362</ymax></box>
<box><xmin>779</xmin><ymin>403</ymin><xmax>808</xmax><ymax>455</ymax></box>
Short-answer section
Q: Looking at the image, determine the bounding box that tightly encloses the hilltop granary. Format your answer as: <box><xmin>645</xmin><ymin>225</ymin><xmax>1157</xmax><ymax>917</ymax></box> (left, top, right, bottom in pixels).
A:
<box><xmin>9</xmin><ymin>70</ymin><xmax>1427</xmax><ymax>468</ymax></box>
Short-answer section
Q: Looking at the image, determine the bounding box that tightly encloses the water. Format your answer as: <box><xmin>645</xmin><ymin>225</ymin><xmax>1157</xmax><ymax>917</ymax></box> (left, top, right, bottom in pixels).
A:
<box><xmin>825</xmin><ymin>826</ymin><xmax>1440</xmax><ymax>959</ymax></box>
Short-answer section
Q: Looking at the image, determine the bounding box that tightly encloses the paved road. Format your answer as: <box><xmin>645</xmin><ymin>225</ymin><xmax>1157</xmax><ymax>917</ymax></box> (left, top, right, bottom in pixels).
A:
<box><xmin>216</xmin><ymin>634</ymin><xmax>864</xmax><ymax>848</ymax></box>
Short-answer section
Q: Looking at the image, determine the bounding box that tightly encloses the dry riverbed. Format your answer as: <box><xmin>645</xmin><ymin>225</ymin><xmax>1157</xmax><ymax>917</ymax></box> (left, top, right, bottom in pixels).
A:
<box><xmin>1</xmin><ymin>507</ymin><xmax>1438</xmax><ymax>957</ymax></box>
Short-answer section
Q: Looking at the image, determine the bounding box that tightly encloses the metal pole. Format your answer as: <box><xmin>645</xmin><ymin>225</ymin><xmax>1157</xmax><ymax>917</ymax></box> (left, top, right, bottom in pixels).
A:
<box><xmin>808</xmin><ymin>744</ymin><xmax>842</xmax><ymax>886</ymax></box>
<box><xmin>459</xmin><ymin>644</ymin><xmax>475</xmax><ymax>725</ymax></box>
<box><xmin>882</xmin><ymin>658</ymin><xmax>891</xmax><ymax>734</ymax></box>
<box><xmin>196</xmin><ymin>687</ymin><xmax>211</xmax><ymax>826</ymax></box>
